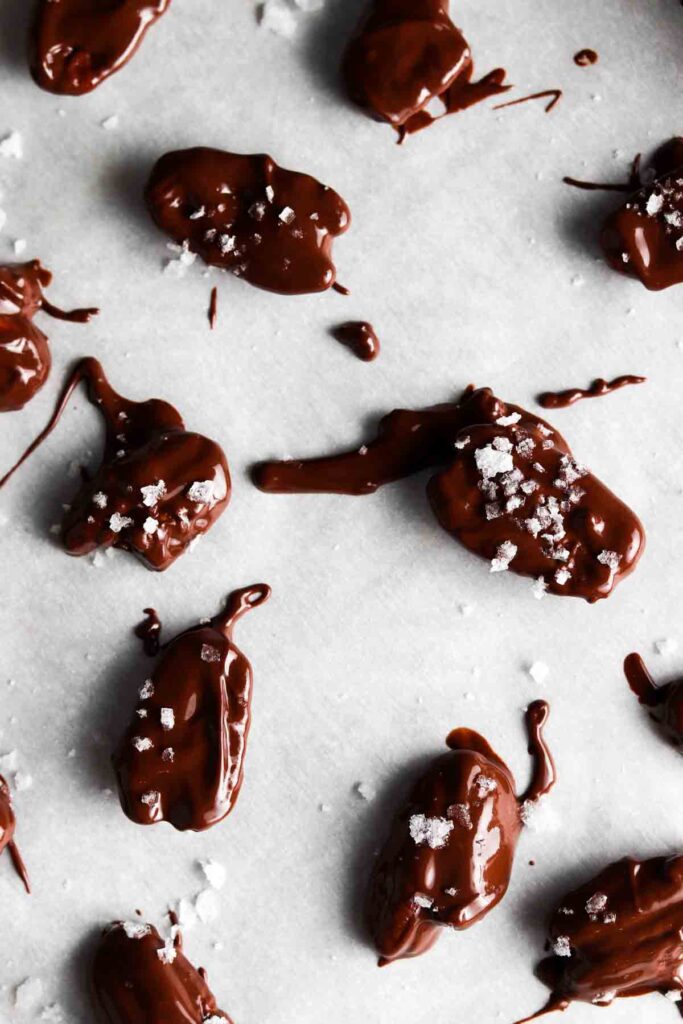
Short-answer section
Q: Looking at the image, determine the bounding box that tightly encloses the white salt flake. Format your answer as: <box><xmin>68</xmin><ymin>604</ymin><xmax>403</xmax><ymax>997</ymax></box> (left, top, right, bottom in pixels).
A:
<box><xmin>109</xmin><ymin>512</ymin><xmax>133</xmax><ymax>533</ymax></box>
<box><xmin>160</xmin><ymin>708</ymin><xmax>175</xmax><ymax>731</ymax></box>
<box><xmin>188</xmin><ymin>480</ymin><xmax>214</xmax><ymax>504</ymax></box>
<box><xmin>141</xmin><ymin>790</ymin><xmax>160</xmax><ymax>807</ymax></box>
<box><xmin>475</xmin><ymin>775</ymin><xmax>497</xmax><ymax>798</ymax></box>
<box><xmin>201</xmin><ymin>644</ymin><xmax>221</xmax><ymax>663</ymax></box>
<box><xmin>139</xmin><ymin>679</ymin><xmax>154</xmax><ymax>700</ymax></box>
<box><xmin>597</xmin><ymin>550</ymin><xmax>620</xmax><ymax>571</ymax></box>
<box><xmin>0</xmin><ymin>131</ymin><xmax>23</xmax><ymax>159</ymax></box>
<box><xmin>132</xmin><ymin>736</ymin><xmax>153</xmax><ymax>752</ymax></box>
<box><xmin>555</xmin><ymin>567</ymin><xmax>571</xmax><ymax>586</ymax></box>
<box><xmin>157</xmin><ymin>937</ymin><xmax>177</xmax><ymax>964</ymax></box>
<box><xmin>646</xmin><ymin>192</ymin><xmax>664</xmax><ymax>216</ymax></box>
<box><xmin>552</xmin><ymin>935</ymin><xmax>572</xmax><ymax>957</ymax></box>
<box><xmin>13</xmin><ymin>238</ymin><xmax>26</xmax><ymax>255</ymax></box>
<box><xmin>586</xmin><ymin>893</ymin><xmax>608</xmax><ymax>917</ymax></box>
<box><xmin>475</xmin><ymin>444</ymin><xmax>514</xmax><ymax>479</ymax></box>
<box><xmin>413</xmin><ymin>895</ymin><xmax>433</xmax><ymax>909</ymax></box>
<box><xmin>454</xmin><ymin>435</ymin><xmax>470</xmax><ymax>450</ymax></box>
<box><xmin>189</xmin><ymin>206</ymin><xmax>206</xmax><ymax>220</ymax></box>
<box><xmin>447</xmin><ymin>803</ymin><xmax>473</xmax><ymax>829</ymax></box>
<box><xmin>140</xmin><ymin>481</ymin><xmax>166</xmax><ymax>507</ymax></box>
<box><xmin>200</xmin><ymin>858</ymin><xmax>227</xmax><ymax>890</ymax></box>
<box><xmin>490</xmin><ymin>541</ymin><xmax>517</xmax><ymax>573</ymax></box>
<box><xmin>143</xmin><ymin>517</ymin><xmax>159</xmax><ymax>536</ymax></box>
<box><xmin>532</xmin><ymin>577</ymin><xmax>548</xmax><ymax>600</ymax></box>
<box><xmin>261</xmin><ymin>0</ymin><xmax>297</xmax><ymax>38</ymax></box>
<box><xmin>101</xmin><ymin>115</ymin><xmax>119</xmax><ymax>130</ymax></box>
<box><xmin>92</xmin><ymin>492</ymin><xmax>108</xmax><ymax>509</ymax></box>
<box><xmin>409</xmin><ymin>813</ymin><xmax>453</xmax><ymax>849</ymax></box>
<box><xmin>527</xmin><ymin>661</ymin><xmax>549</xmax><ymax>685</ymax></box>
<box><xmin>279</xmin><ymin>206</ymin><xmax>296</xmax><ymax>224</ymax></box>
<box><xmin>496</xmin><ymin>412</ymin><xmax>521</xmax><ymax>426</ymax></box>
<box><xmin>122</xmin><ymin>921</ymin><xmax>151</xmax><ymax>940</ymax></box>
<box><xmin>162</xmin><ymin>747</ymin><xmax>174</xmax><ymax>762</ymax></box>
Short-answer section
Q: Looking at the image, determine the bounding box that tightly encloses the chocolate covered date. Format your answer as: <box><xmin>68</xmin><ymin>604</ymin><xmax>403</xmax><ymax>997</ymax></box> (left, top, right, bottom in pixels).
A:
<box><xmin>366</xmin><ymin>701</ymin><xmax>555</xmax><ymax>964</ymax></box>
<box><xmin>113</xmin><ymin>585</ymin><xmax>270</xmax><ymax>831</ymax></box>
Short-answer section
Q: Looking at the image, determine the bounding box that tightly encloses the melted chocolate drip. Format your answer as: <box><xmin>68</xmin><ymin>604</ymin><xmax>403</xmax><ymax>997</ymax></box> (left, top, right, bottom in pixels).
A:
<box><xmin>0</xmin><ymin>776</ymin><xmax>30</xmax><ymax>894</ymax></box>
<box><xmin>145</xmin><ymin>148</ymin><xmax>351</xmax><ymax>296</ymax></box>
<box><xmin>493</xmin><ymin>89</ymin><xmax>562</xmax><ymax>114</ymax></box>
<box><xmin>92</xmin><ymin>921</ymin><xmax>233</xmax><ymax>1024</ymax></box>
<box><xmin>331</xmin><ymin>321</ymin><xmax>380</xmax><ymax>361</ymax></box>
<box><xmin>563</xmin><ymin>154</ymin><xmax>642</xmax><ymax>193</ymax></box>
<box><xmin>135</xmin><ymin>608</ymin><xmax>162</xmax><ymax>657</ymax></box>
<box><xmin>538</xmin><ymin>375</ymin><xmax>645</xmax><ymax>409</ymax></box>
<box><xmin>0</xmin><ymin>358</ymin><xmax>230</xmax><ymax>571</ymax></box>
<box><xmin>0</xmin><ymin>260</ymin><xmax>97</xmax><ymax>412</ymax></box>
<box><xmin>341</xmin><ymin>0</ymin><xmax>509</xmax><ymax>139</ymax></box>
<box><xmin>366</xmin><ymin>701</ymin><xmax>555</xmax><ymax>965</ymax></box>
<box><xmin>30</xmin><ymin>0</ymin><xmax>171</xmax><ymax>96</ymax></box>
<box><xmin>573</xmin><ymin>49</ymin><xmax>598</xmax><ymax>66</ymax></box>
<box><xmin>515</xmin><ymin>855</ymin><xmax>683</xmax><ymax>1021</ymax></box>
<box><xmin>624</xmin><ymin>653</ymin><xmax>683</xmax><ymax>746</ymax></box>
<box><xmin>208</xmin><ymin>286</ymin><xmax>218</xmax><ymax>330</ymax></box>
<box><xmin>253</xmin><ymin>386</ymin><xmax>645</xmax><ymax>602</ymax></box>
<box><xmin>113</xmin><ymin>584</ymin><xmax>270</xmax><ymax>832</ymax></box>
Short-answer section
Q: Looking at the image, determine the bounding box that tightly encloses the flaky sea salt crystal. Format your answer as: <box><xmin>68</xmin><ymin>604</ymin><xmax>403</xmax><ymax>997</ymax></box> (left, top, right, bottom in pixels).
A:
<box><xmin>413</xmin><ymin>895</ymin><xmax>433</xmax><ymax>909</ymax></box>
<box><xmin>157</xmin><ymin>937</ymin><xmax>177</xmax><ymax>964</ymax></box>
<box><xmin>496</xmin><ymin>412</ymin><xmax>521</xmax><ymax>426</ymax></box>
<box><xmin>261</xmin><ymin>0</ymin><xmax>298</xmax><ymax>37</ymax></box>
<box><xmin>14</xmin><ymin>238</ymin><xmax>26</xmax><ymax>255</ymax></box>
<box><xmin>447</xmin><ymin>803</ymin><xmax>473</xmax><ymax>829</ymax></box>
<box><xmin>92</xmin><ymin>492</ymin><xmax>108</xmax><ymax>509</ymax></box>
<box><xmin>555</xmin><ymin>568</ymin><xmax>571</xmax><ymax>586</ymax></box>
<box><xmin>597</xmin><ymin>550</ymin><xmax>620</xmax><ymax>571</ymax></box>
<box><xmin>528</xmin><ymin>662</ymin><xmax>549</xmax><ymax>685</ymax></box>
<box><xmin>201</xmin><ymin>644</ymin><xmax>221</xmax><ymax>663</ymax></box>
<box><xmin>195</xmin><ymin>888</ymin><xmax>219</xmax><ymax>923</ymax></box>
<box><xmin>532</xmin><ymin>577</ymin><xmax>548</xmax><ymax>600</ymax></box>
<box><xmin>409</xmin><ymin>814</ymin><xmax>453</xmax><ymax>849</ymax></box>
<box><xmin>0</xmin><ymin>131</ymin><xmax>23</xmax><ymax>159</ymax></box>
<box><xmin>140</xmin><ymin>481</ymin><xmax>166</xmax><ymax>507</ymax></box>
<box><xmin>139</xmin><ymin>679</ymin><xmax>154</xmax><ymax>700</ymax></box>
<box><xmin>586</xmin><ymin>893</ymin><xmax>608</xmax><ymax>917</ymax></box>
<box><xmin>279</xmin><ymin>206</ymin><xmax>296</xmax><ymax>224</ymax></box>
<box><xmin>200</xmin><ymin>858</ymin><xmax>227</xmax><ymax>890</ymax></box>
<box><xmin>218</xmin><ymin>234</ymin><xmax>235</xmax><ymax>254</ymax></box>
<box><xmin>552</xmin><ymin>936</ymin><xmax>572</xmax><ymax>957</ymax></box>
<box><xmin>122</xmin><ymin>921</ymin><xmax>151</xmax><ymax>940</ymax></box>
<box><xmin>15</xmin><ymin>977</ymin><xmax>43</xmax><ymax>1010</ymax></box>
<box><xmin>109</xmin><ymin>512</ymin><xmax>133</xmax><ymax>533</ymax></box>
<box><xmin>141</xmin><ymin>790</ymin><xmax>160</xmax><ymax>807</ymax></box>
<box><xmin>454</xmin><ymin>435</ymin><xmax>470</xmax><ymax>450</ymax></box>
<box><xmin>142</xmin><ymin>517</ymin><xmax>158</xmax><ymax>535</ymax></box>
<box><xmin>475</xmin><ymin>775</ymin><xmax>496</xmax><ymax>797</ymax></box>
<box><xmin>188</xmin><ymin>480</ymin><xmax>214</xmax><ymax>503</ymax></box>
<box><xmin>160</xmin><ymin>708</ymin><xmax>175</xmax><ymax>731</ymax></box>
<box><xmin>490</xmin><ymin>541</ymin><xmax>517</xmax><ymax>573</ymax></box>
<box><xmin>132</xmin><ymin>736</ymin><xmax>153</xmax><ymax>752</ymax></box>
<box><xmin>475</xmin><ymin>444</ymin><xmax>514</xmax><ymax>479</ymax></box>
<box><xmin>646</xmin><ymin>192</ymin><xmax>664</xmax><ymax>216</ymax></box>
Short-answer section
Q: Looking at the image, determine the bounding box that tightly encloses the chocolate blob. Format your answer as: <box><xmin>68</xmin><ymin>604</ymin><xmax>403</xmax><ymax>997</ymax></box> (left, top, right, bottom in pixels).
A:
<box><xmin>0</xmin><ymin>775</ymin><xmax>30</xmax><ymax>893</ymax></box>
<box><xmin>30</xmin><ymin>0</ymin><xmax>171</xmax><ymax>96</ymax></box>
<box><xmin>0</xmin><ymin>260</ymin><xmax>97</xmax><ymax>412</ymax></box>
<box><xmin>135</xmin><ymin>608</ymin><xmax>162</xmax><ymax>657</ymax></box>
<box><xmin>145</xmin><ymin>148</ymin><xmax>351</xmax><ymax>295</ymax></box>
<box><xmin>253</xmin><ymin>386</ymin><xmax>645</xmax><ymax>602</ymax></box>
<box><xmin>367</xmin><ymin>701</ymin><xmax>555</xmax><ymax>965</ymax></box>
<box><xmin>515</xmin><ymin>855</ymin><xmax>683</xmax><ymax>1021</ymax></box>
<box><xmin>331</xmin><ymin>321</ymin><xmax>380</xmax><ymax>361</ymax></box>
<box><xmin>600</xmin><ymin>137</ymin><xmax>683</xmax><ymax>289</ymax></box>
<box><xmin>624</xmin><ymin>652</ymin><xmax>683</xmax><ymax>747</ymax></box>
<box><xmin>573</xmin><ymin>49</ymin><xmax>598</xmax><ymax>66</ymax></box>
<box><xmin>92</xmin><ymin>920</ymin><xmax>233</xmax><ymax>1024</ymax></box>
<box><xmin>113</xmin><ymin>584</ymin><xmax>270</xmax><ymax>832</ymax></box>
<box><xmin>0</xmin><ymin>358</ymin><xmax>230</xmax><ymax>571</ymax></box>
<box><xmin>341</xmin><ymin>0</ymin><xmax>509</xmax><ymax>139</ymax></box>
<box><xmin>538</xmin><ymin>375</ymin><xmax>645</xmax><ymax>409</ymax></box>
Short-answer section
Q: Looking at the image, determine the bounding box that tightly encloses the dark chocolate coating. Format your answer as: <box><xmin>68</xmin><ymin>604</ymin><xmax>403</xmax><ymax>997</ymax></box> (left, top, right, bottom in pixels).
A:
<box><xmin>145</xmin><ymin>148</ymin><xmax>351</xmax><ymax>296</ymax></box>
<box><xmin>367</xmin><ymin>701</ymin><xmax>555</xmax><ymax>965</ymax></box>
<box><xmin>113</xmin><ymin>585</ymin><xmax>270</xmax><ymax>831</ymax></box>
<box><xmin>0</xmin><ymin>775</ymin><xmax>30</xmax><ymax>893</ymax></box>
<box><xmin>624</xmin><ymin>652</ymin><xmax>683</xmax><ymax>746</ymax></box>
<box><xmin>341</xmin><ymin>0</ymin><xmax>508</xmax><ymax>138</ymax></box>
<box><xmin>253</xmin><ymin>386</ymin><xmax>645</xmax><ymax>602</ymax></box>
<box><xmin>515</xmin><ymin>855</ymin><xmax>683</xmax><ymax>1021</ymax></box>
<box><xmin>30</xmin><ymin>0</ymin><xmax>171</xmax><ymax>96</ymax></box>
<box><xmin>0</xmin><ymin>358</ymin><xmax>230</xmax><ymax>571</ymax></box>
<box><xmin>331</xmin><ymin>321</ymin><xmax>380</xmax><ymax>361</ymax></box>
<box><xmin>92</xmin><ymin>921</ymin><xmax>233</xmax><ymax>1024</ymax></box>
<box><xmin>0</xmin><ymin>260</ymin><xmax>97</xmax><ymax>412</ymax></box>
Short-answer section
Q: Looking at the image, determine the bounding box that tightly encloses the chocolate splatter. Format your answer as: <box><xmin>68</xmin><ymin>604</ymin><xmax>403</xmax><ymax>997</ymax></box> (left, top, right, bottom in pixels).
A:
<box><xmin>331</xmin><ymin>321</ymin><xmax>380</xmax><ymax>361</ymax></box>
<box><xmin>515</xmin><ymin>855</ymin><xmax>683</xmax><ymax>1021</ymax></box>
<box><xmin>0</xmin><ymin>775</ymin><xmax>30</xmax><ymax>893</ymax></box>
<box><xmin>0</xmin><ymin>358</ymin><xmax>230</xmax><ymax>571</ymax></box>
<box><xmin>493</xmin><ymin>90</ymin><xmax>562</xmax><ymax>113</ymax></box>
<box><xmin>538</xmin><ymin>375</ymin><xmax>645</xmax><ymax>409</ymax></box>
<box><xmin>342</xmin><ymin>0</ymin><xmax>509</xmax><ymax>139</ymax></box>
<box><xmin>367</xmin><ymin>701</ymin><xmax>555</xmax><ymax>964</ymax></box>
<box><xmin>146</xmin><ymin>148</ymin><xmax>351</xmax><ymax>295</ymax></box>
<box><xmin>135</xmin><ymin>608</ymin><xmax>162</xmax><ymax>657</ymax></box>
<box><xmin>573</xmin><ymin>49</ymin><xmax>598</xmax><ymax>66</ymax></box>
<box><xmin>624</xmin><ymin>652</ymin><xmax>683</xmax><ymax>747</ymax></box>
<box><xmin>208</xmin><ymin>286</ymin><xmax>218</xmax><ymax>330</ymax></box>
<box><xmin>253</xmin><ymin>386</ymin><xmax>645</xmax><ymax>602</ymax></box>
<box><xmin>30</xmin><ymin>0</ymin><xmax>171</xmax><ymax>95</ymax></box>
<box><xmin>0</xmin><ymin>260</ymin><xmax>97</xmax><ymax>412</ymax></box>
<box><xmin>113</xmin><ymin>584</ymin><xmax>270</xmax><ymax>831</ymax></box>
<box><xmin>92</xmin><ymin>920</ymin><xmax>234</xmax><ymax>1024</ymax></box>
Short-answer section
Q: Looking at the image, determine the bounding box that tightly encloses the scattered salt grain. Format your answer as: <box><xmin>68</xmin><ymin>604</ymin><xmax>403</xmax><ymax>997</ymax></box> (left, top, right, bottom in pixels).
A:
<box><xmin>552</xmin><ymin>936</ymin><xmax>572</xmax><ymax>957</ymax></box>
<box><xmin>527</xmin><ymin>661</ymin><xmax>549</xmax><ymax>685</ymax></box>
<box><xmin>156</xmin><ymin>937</ymin><xmax>177</xmax><ymax>965</ymax></box>
<box><xmin>646</xmin><ymin>193</ymin><xmax>664</xmax><ymax>216</ymax></box>
<box><xmin>132</xmin><ymin>737</ymin><xmax>153</xmax><ymax>752</ymax></box>
<box><xmin>195</xmin><ymin>888</ymin><xmax>219</xmax><ymax>923</ymax></box>
<box><xmin>122</xmin><ymin>921</ymin><xmax>151</xmax><ymax>940</ymax></box>
<box><xmin>475</xmin><ymin>444</ymin><xmax>514</xmax><ymax>479</ymax></box>
<box><xmin>454</xmin><ymin>435</ymin><xmax>470</xmax><ymax>449</ymax></box>
<box><xmin>490</xmin><ymin>541</ymin><xmax>517</xmax><ymax>573</ymax></box>
<box><xmin>101</xmin><ymin>115</ymin><xmax>119</xmax><ymax>131</ymax></box>
<box><xmin>201</xmin><ymin>644</ymin><xmax>221</xmax><ymax>663</ymax></box>
<box><xmin>200</xmin><ymin>858</ymin><xmax>227</xmax><ymax>890</ymax></box>
<box><xmin>162</xmin><ymin>747</ymin><xmax>174</xmax><ymax>762</ymax></box>
<box><xmin>586</xmin><ymin>893</ymin><xmax>608</xmax><ymax>917</ymax></box>
<box><xmin>109</xmin><ymin>512</ymin><xmax>133</xmax><ymax>533</ymax></box>
<box><xmin>597</xmin><ymin>550</ymin><xmax>620</xmax><ymax>571</ymax></box>
<box><xmin>140</xmin><ymin>481</ymin><xmax>166</xmax><ymax>507</ymax></box>
<box><xmin>160</xmin><ymin>708</ymin><xmax>175</xmax><ymax>731</ymax></box>
<box><xmin>496</xmin><ymin>412</ymin><xmax>521</xmax><ymax>426</ymax></box>
<box><xmin>447</xmin><ymin>803</ymin><xmax>473</xmax><ymax>829</ymax></box>
<box><xmin>409</xmin><ymin>814</ymin><xmax>453</xmax><ymax>849</ymax></box>
<box><xmin>279</xmin><ymin>206</ymin><xmax>296</xmax><ymax>224</ymax></box>
<box><xmin>141</xmin><ymin>790</ymin><xmax>160</xmax><ymax>807</ymax></box>
<box><xmin>188</xmin><ymin>480</ymin><xmax>214</xmax><ymax>503</ymax></box>
<box><xmin>475</xmin><ymin>775</ymin><xmax>496</xmax><ymax>798</ymax></box>
<box><xmin>413</xmin><ymin>895</ymin><xmax>433</xmax><ymax>909</ymax></box>
<box><xmin>13</xmin><ymin>238</ymin><xmax>26</xmax><ymax>255</ymax></box>
<box><xmin>0</xmin><ymin>131</ymin><xmax>23</xmax><ymax>159</ymax></box>
<box><xmin>92</xmin><ymin>492</ymin><xmax>108</xmax><ymax>509</ymax></box>
<box><xmin>139</xmin><ymin>679</ymin><xmax>154</xmax><ymax>700</ymax></box>
<box><xmin>532</xmin><ymin>577</ymin><xmax>548</xmax><ymax>600</ymax></box>
<box><xmin>143</xmin><ymin>517</ymin><xmax>158</xmax><ymax>535</ymax></box>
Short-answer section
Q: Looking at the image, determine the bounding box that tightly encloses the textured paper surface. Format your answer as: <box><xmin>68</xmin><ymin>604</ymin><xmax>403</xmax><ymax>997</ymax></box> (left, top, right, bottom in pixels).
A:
<box><xmin>0</xmin><ymin>0</ymin><xmax>682</xmax><ymax>1021</ymax></box>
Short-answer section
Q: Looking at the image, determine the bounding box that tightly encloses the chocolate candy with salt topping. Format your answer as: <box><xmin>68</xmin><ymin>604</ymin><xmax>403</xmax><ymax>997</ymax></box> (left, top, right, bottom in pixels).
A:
<box><xmin>145</xmin><ymin>148</ymin><xmax>351</xmax><ymax>295</ymax></box>
<box><xmin>30</xmin><ymin>0</ymin><xmax>171</xmax><ymax>96</ymax></box>
<box><xmin>113</xmin><ymin>585</ymin><xmax>270</xmax><ymax>831</ymax></box>
<box><xmin>0</xmin><ymin>775</ymin><xmax>30</xmax><ymax>893</ymax></box>
<box><xmin>253</xmin><ymin>386</ymin><xmax>645</xmax><ymax>602</ymax></box>
<box><xmin>514</xmin><ymin>855</ymin><xmax>683</xmax><ymax>1021</ymax></box>
<box><xmin>624</xmin><ymin>652</ymin><xmax>683</xmax><ymax>746</ymax></box>
<box><xmin>366</xmin><ymin>701</ymin><xmax>555</xmax><ymax>965</ymax></box>
<box><xmin>0</xmin><ymin>358</ymin><xmax>230</xmax><ymax>571</ymax></box>
<box><xmin>92</xmin><ymin>921</ymin><xmax>233</xmax><ymax>1024</ymax></box>
<box><xmin>0</xmin><ymin>260</ymin><xmax>97</xmax><ymax>412</ymax></box>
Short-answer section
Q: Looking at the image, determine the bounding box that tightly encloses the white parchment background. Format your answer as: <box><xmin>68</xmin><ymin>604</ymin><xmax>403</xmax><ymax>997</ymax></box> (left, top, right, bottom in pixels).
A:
<box><xmin>0</xmin><ymin>1</ymin><xmax>682</xmax><ymax>1021</ymax></box>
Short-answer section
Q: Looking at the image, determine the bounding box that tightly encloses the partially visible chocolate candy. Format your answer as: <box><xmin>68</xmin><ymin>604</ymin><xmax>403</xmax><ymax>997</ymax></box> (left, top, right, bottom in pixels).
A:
<box><xmin>367</xmin><ymin>701</ymin><xmax>555</xmax><ymax>965</ymax></box>
<box><xmin>0</xmin><ymin>260</ymin><xmax>97</xmax><ymax>412</ymax></box>
<box><xmin>0</xmin><ymin>358</ymin><xmax>230</xmax><ymax>571</ymax></box>
<box><xmin>253</xmin><ymin>386</ymin><xmax>645</xmax><ymax>602</ymax></box>
<box><xmin>341</xmin><ymin>0</ymin><xmax>509</xmax><ymax>139</ymax></box>
<box><xmin>624</xmin><ymin>652</ymin><xmax>683</xmax><ymax>746</ymax></box>
<box><xmin>92</xmin><ymin>920</ymin><xmax>233</xmax><ymax>1024</ymax></box>
<box><xmin>0</xmin><ymin>775</ymin><xmax>30</xmax><ymax>893</ymax></box>
<box><xmin>145</xmin><ymin>148</ymin><xmax>351</xmax><ymax>295</ymax></box>
<box><xmin>30</xmin><ymin>0</ymin><xmax>171</xmax><ymax>96</ymax></box>
<box><xmin>515</xmin><ymin>855</ymin><xmax>683</xmax><ymax>1021</ymax></box>
<box><xmin>331</xmin><ymin>321</ymin><xmax>380</xmax><ymax>361</ymax></box>
<box><xmin>113</xmin><ymin>584</ymin><xmax>270</xmax><ymax>831</ymax></box>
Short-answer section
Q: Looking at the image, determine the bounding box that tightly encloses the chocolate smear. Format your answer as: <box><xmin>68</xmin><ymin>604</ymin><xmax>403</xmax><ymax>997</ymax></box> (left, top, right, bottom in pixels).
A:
<box><xmin>538</xmin><ymin>375</ymin><xmax>645</xmax><ymax>409</ymax></box>
<box><xmin>0</xmin><ymin>775</ymin><xmax>30</xmax><ymax>893</ymax></box>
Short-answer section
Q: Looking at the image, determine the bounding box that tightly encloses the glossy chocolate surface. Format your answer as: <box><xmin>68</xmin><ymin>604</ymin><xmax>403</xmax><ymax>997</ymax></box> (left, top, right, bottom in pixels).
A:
<box><xmin>146</xmin><ymin>148</ymin><xmax>351</xmax><ymax>295</ymax></box>
<box><xmin>30</xmin><ymin>0</ymin><xmax>171</xmax><ymax>96</ymax></box>
<box><xmin>367</xmin><ymin>701</ymin><xmax>554</xmax><ymax>965</ymax></box>
<box><xmin>0</xmin><ymin>358</ymin><xmax>230</xmax><ymax>571</ymax></box>
<box><xmin>0</xmin><ymin>260</ymin><xmax>97</xmax><ymax>412</ymax></box>
<box><xmin>538</xmin><ymin>376</ymin><xmax>645</xmax><ymax>409</ymax></box>
<box><xmin>253</xmin><ymin>386</ymin><xmax>645</xmax><ymax>602</ymax></box>
<box><xmin>624</xmin><ymin>652</ymin><xmax>683</xmax><ymax>746</ymax></box>
<box><xmin>0</xmin><ymin>775</ymin><xmax>30</xmax><ymax>893</ymax></box>
<box><xmin>515</xmin><ymin>855</ymin><xmax>683</xmax><ymax>1020</ymax></box>
<box><xmin>113</xmin><ymin>584</ymin><xmax>270</xmax><ymax>832</ymax></box>
<box><xmin>331</xmin><ymin>321</ymin><xmax>380</xmax><ymax>361</ymax></box>
<box><xmin>574</xmin><ymin>48</ymin><xmax>598</xmax><ymax>66</ymax></box>
<box><xmin>601</xmin><ymin>137</ymin><xmax>683</xmax><ymax>289</ymax></box>
<box><xmin>92</xmin><ymin>921</ymin><xmax>233</xmax><ymax>1024</ymax></box>
<box><xmin>341</xmin><ymin>0</ymin><xmax>508</xmax><ymax>138</ymax></box>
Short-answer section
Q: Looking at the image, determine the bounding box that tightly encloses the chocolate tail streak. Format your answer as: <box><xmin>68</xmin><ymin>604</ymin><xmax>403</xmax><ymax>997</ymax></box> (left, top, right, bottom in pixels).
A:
<box><xmin>215</xmin><ymin>584</ymin><xmax>272</xmax><ymax>638</ymax></box>
<box><xmin>40</xmin><ymin>297</ymin><xmax>99</xmax><ymax>324</ymax></box>
<box><xmin>512</xmin><ymin>997</ymin><xmax>570</xmax><ymax>1023</ymax></box>
<box><xmin>538</xmin><ymin>375</ymin><xmax>645</xmax><ymax>409</ymax></box>
<box><xmin>624</xmin><ymin>652</ymin><xmax>663</xmax><ymax>707</ymax></box>
<box><xmin>8</xmin><ymin>841</ymin><xmax>31</xmax><ymax>894</ymax></box>
<box><xmin>520</xmin><ymin>700</ymin><xmax>556</xmax><ymax>805</ymax></box>
<box><xmin>493</xmin><ymin>89</ymin><xmax>562</xmax><ymax>113</ymax></box>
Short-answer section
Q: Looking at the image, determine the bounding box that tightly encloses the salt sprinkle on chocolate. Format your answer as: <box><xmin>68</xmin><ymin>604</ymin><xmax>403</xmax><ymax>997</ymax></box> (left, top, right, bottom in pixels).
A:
<box><xmin>160</xmin><ymin>707</ymin><xmax>175</xmax><ymax>731</ymax></box>
<box><xmin>409</xmin><ymin>813</ymin><xmax>454</xmax><ymax>849</ymax></box>
<box><xmin>122</xmin><ymin>921</ymin><xmax>151</xmax><ymax>940</ymax></box>
<box><xmin>200</xmin><ymin>644</ymin><xmax>221</xmax><ymax>663</ymax></box>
